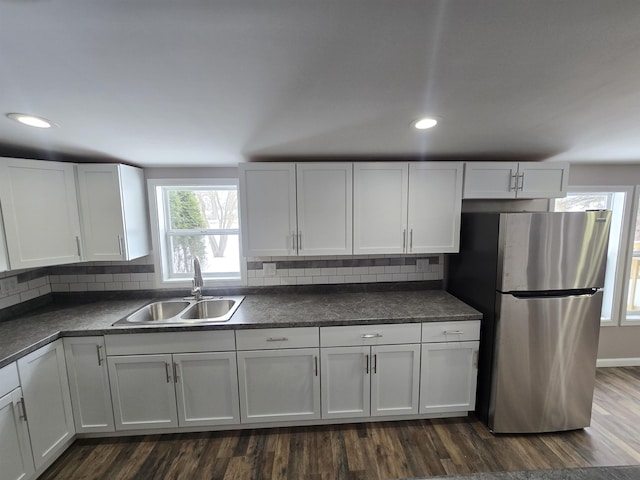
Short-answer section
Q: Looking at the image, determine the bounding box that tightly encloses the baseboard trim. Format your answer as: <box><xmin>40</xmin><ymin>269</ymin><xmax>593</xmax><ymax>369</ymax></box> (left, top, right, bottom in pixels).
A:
<box><xmin>597</xmin><ymin>357</ymin><xmax>640</xmax><ymax>367</ymax></box>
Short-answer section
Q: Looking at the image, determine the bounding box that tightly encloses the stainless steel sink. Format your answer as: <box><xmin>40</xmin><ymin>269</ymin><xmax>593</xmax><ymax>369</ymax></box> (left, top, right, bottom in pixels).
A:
<box><xmin>113</xmin><ymin>296</ymin><xmax>244</xmax><ymax>325</ymax></box>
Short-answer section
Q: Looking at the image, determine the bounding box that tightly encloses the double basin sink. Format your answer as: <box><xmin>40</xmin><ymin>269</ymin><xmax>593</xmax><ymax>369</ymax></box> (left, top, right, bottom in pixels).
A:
<box><xmin>113</xmin><ymin>296</ymin><xmax>244</xmax><ymax>326</ymax></box>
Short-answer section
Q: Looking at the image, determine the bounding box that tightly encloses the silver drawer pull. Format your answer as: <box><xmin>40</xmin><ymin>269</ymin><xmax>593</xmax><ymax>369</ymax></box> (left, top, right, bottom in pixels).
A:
<box><xmin>361</xmin><ymin>333</ymin><xmax>383</xmax><ymax>339</ymax></box>
<box><xmin>442</xmin><ymin>330</ymin><xmax>464</xmax><ymax>335</ymax></box>
<box><xmin>266</xmin><ymin>337</ymin><xmax>289</xmax><ymax>342</ymax></box>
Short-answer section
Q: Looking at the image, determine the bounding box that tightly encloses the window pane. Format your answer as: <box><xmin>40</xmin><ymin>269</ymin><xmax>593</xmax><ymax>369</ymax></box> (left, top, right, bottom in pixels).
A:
<box><xmin>554</xmin><ymin>193</ymin><xmax>610</xmax><ymax>212</ymax></box>
<box><xmin>627</xmin><ymin>198</ymin><xmax>640</xmax><ymax>318</ymax></box>
<box><xmin>169</xmin><ymin>234</ymin><xmax>240</xmax><ymax>276</ymax></box>
<box><xmin>167</xmin><ymin>189</ymin><xmax>239</xmax><ymax>230</ymax></box>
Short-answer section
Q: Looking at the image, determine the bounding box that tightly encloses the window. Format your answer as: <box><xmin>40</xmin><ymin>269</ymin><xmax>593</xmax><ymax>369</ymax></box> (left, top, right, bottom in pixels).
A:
<box><xmin>149</xmin><ymin>179</ymin><xmax>243</xmax><ymax>286</ymax></box>
<box><xmin>552</xmin><ymin>188</ymin><xmax>632</xmax><ymax>325</ymax></box>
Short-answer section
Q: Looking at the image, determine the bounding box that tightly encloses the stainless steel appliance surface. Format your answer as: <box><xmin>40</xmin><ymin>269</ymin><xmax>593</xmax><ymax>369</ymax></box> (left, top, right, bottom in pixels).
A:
<box><xmin>447</xmin><ymin>211</ymin><xmax>611</xmax><ymax>434</ymax></box>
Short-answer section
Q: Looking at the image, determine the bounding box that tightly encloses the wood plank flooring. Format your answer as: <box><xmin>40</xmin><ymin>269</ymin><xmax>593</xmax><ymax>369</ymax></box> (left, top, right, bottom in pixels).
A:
<box><xmin>40</xmin><ymin>367</ymin><xmax>640</xmax><ymax>480</ymax></box>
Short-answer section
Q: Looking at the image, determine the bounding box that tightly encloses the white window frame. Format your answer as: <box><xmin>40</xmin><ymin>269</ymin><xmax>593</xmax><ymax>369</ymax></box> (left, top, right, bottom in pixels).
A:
<box><xmin>148</xmin><ymin>178</ymin><xmax>246</xmax><ymax>288</ymax></box>
<box><xmin>621</xmin><ymin>185</ymin><xmax>640</xmax><ymax>326</ymax></box>
<box><xmin>551</xmin><ymin>186</ymin><xmax>634</xmax><ymax>326</ymax></box>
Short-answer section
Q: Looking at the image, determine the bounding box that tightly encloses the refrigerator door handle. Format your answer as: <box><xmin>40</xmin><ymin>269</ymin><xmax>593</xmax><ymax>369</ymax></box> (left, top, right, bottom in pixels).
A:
<box><xmin>508</xmin><ymin>288</ymin><xmax>599</xmax><ymax>299</ymax></box>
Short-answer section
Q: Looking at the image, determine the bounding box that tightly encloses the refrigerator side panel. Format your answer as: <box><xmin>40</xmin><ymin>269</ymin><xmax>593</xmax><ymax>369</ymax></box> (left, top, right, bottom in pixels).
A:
<box><xmin>446</xmin><ymin>212</ymin><xmax>500</xmax><ymax>422</ymax></box>
<box><xmin>498</xmin><ymin>211</ymin><xmax>611</xmax><ymax>292</ymax></box>
<box><xmin>489</xmin><ymin>291</ymin><xmax>603</xmax><ymax>433</ymax></box>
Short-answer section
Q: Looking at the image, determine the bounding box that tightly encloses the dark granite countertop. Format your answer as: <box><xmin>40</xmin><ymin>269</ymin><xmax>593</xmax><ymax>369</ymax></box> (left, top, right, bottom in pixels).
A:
<box><xmin>0</xmin><ymin>289</ymin><xmax>480</xmax><ymax>369</ymax></box>
<box><xmin>403</xmin><ymin>466</ymin><xmax>640</xmax><ymax>480</ymax></box>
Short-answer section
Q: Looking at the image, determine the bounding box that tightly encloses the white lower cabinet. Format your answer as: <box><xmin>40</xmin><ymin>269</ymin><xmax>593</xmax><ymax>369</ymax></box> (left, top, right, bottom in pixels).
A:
<box><xmin>320</xmin><ymin>324</ymin><xmax>422</xmax><ymax>419</ymax></box>
<box><xmin>419</xmin><ymin>321</ymin><xmax>481</xmax><ymax>414</ymax></box>
<box><xmin>235</xmin><ymin>327</ymin><xmax>321</xmax><ymax>423</ymax></box>
<box><xmin>0</xmin><ymin>363</ymin><xmax>35</xmax><ymax>480</ymax></box>
<box><xmin>64</xmin><ymin>336</ymin><xmax>114</xmax><ymax>433</ymax></box>
<box><xmin>105</xmin><ymin>331</ymin><xmax>239</xmax><ymax>431</ymax></box>
<box><xmin>16</xmin><ymin>340</ymin><xmax>75</xmax><ymax>472</ymax></box>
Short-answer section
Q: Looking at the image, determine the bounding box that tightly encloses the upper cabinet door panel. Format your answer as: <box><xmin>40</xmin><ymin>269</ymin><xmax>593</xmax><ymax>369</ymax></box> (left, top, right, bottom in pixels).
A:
<box><xmin>408</xmin><ymin>162</ymin><xmax>463</xmax><ymax>253</ymax></box>
<box><xmin>463</xmin><ymin>162</ymin><xmax>519</xmax><ymax>199</ymax></box>
<box><xmin>0</xmin><ymin>158</ymin><xmax>82</xmax><ymax>269</ymax></box>
<box><xmin>296</xmin><ymin>163</ymin><xmax>353</xmax><ymax>256</ymax></box>
<box><xmin>353</xmin><ymin>163</ymin><xmax>408</xmax><ymax>254</ymax></box>
<box><xmin>239</xmin><ymin>163</ymin><xmax>297</xmax><ymax>257</ymax></box>
<box><xmin>517</xmin><ymin>162</ymin><xmax>569</xmax><ymax>199</ymax></box>
<box><xmin>0</xmin><ymin>207</ymin><xmax>8</xmax><ymax>272</ymax></box>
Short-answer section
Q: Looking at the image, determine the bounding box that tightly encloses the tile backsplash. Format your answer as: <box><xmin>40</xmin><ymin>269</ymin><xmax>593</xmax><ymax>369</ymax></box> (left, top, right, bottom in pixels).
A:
<box><xmin>0</xmin><ymin>253</ymin><xmax>443</xmax><ymax>311</ymax></box>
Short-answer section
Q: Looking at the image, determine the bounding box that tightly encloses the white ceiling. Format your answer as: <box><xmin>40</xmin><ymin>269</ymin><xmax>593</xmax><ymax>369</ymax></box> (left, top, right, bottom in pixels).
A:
<box><xmin>2</xmin><ymin>0</ymin><xmax>640</xmax><ymax>167</ymax></box>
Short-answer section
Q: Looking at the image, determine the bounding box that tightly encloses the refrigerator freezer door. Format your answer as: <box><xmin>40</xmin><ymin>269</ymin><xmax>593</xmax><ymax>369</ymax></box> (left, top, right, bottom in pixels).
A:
<box><xmin>497</xmin><ymin>211</ymin><xmax>611</xmax><ymax>292</ymax></box>
<box><xmin>489</xmin><ymin>290</ymin><xmax>603</xmax><ymax>433</ymax></box>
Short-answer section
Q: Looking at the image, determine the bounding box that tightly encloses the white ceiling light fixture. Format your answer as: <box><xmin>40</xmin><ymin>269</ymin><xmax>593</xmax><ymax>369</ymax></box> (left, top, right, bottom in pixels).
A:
<box><xmin>413</xmin><ymin>117</ymin><xmax>438</xmax><ymax>130</ymax></box>
<box><xmin>6</xmin><ymin>113</ymin><xmax>55</xmax><ymax>129</ymax></box>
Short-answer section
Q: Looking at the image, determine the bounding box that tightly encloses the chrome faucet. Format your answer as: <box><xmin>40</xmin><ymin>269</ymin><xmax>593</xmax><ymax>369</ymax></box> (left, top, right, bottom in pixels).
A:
<box><xmin>191</xmin><ymin>257</ymin><xmax>204</xmax><ymax>300</ymax></box>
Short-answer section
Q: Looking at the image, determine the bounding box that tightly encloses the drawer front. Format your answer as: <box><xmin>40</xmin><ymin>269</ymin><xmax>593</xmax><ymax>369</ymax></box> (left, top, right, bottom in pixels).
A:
<box><xmin>235</xmin><ymin>327</ymin><xmax>319</xmax><ymax>350</ymax></box>
<box><xmin>0</xmin><ymin>362</ymin><xmax>19</xmax><ymax>397</ymax></box>
<box><xmin>105</xmin><ymin>331</ymin><xmax>236</xmax><ymax>355</ymax></box>
<box><xmin>421</xmin><ymin>321</ymin><xmax>481</xmax><ymax>343</ymax></box>
<box><xmin>321</xmin><ymin>323</ymin><xmax>421</xmax><ymax>347</ymax></box>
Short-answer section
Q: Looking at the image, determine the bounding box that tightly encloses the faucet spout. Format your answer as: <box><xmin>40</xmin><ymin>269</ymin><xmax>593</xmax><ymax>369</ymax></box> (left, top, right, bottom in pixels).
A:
<box><xmin>191</xmin><ymin>257</ymin><xmax>204</xmax><ymax>300</ymax></box>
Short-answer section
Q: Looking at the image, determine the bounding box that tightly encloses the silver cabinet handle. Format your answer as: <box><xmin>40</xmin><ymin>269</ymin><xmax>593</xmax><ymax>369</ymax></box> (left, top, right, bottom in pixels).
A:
<box><xmin>314</xmin><ymin>356</ymin><xmax>318</xmax><ymax>377</ymax></box>
<box><xmin>19</xmin><ymin>397</ymin><xmax>28</xmax><ymax>421</ymax></box>
<box><xmin>76</xmin><ymin>236</ymin><xmax>82</xmax><ymax>257</ymax></box>
<box><xmin>402</xmin><ymin>229</ymin><xmax>406</xmax><ymax>252</ymax></box>
<box><xmin>266</xmin><ymin>337</ymin><xmax>288</xmax><ymax>342</ymax></box>
<box><xmin>365</xmin><ymin>354</ymin><xmax>369</xmax><ymax>374</ymax></box>
<box><xmin>361</xmin><ymin>333</ymin><xmax>383</xmax><ymax>339</ymax></box>
<box><xmin>518</xmin><ymin>173</ymin><xmax>525</xmax><ymax>191</ymax></box>
<box><xmin>373</xmin><ymin>354</ymin><xmax>377</xmax><ymax>374</ymax></box>
<box><xmin>173</xmin><ymin>363</ymin><xmax>180</xmax><ymax>383</ymax></box>
<box><xmin>510</xmin><ymin>173</ymin><xmax>518</xmax><ymax>191</ymax></box>
<box><xmin>473</xmin><ymin>350</ymin><xmax>479</xmax><ymax>368</ymax></box>
<box><xmin>409</xmin><ymin>229</ymin><xmax>413</xmax><ymax>252</ymax></box>
<box><xmin>165</xmin><ymin>363</ymin><xmax>172</xmax><ymax>383</ymax></box>
<box><xmin>298</xmin><ymin>231</ymin><xmax>302</xmax><ymax>251</ymax></box>
<box><xmin>96</xmin><ymin>345</ymin><xmax>103</xmax><ymax>366</ymax></box>
<box><xmin>442</xmin><ymin>330</ymin><xmax>464</xmax><ymax>335</ymax></box>
<box><xmin>291</xmin><ymin>233</ymin><xmax>296</xmax><ymax>251</ymax></box>
<box><xmin>117</xmin><ymin>235</ymin><xmax>123</xmax><ymax>256</ymax></box>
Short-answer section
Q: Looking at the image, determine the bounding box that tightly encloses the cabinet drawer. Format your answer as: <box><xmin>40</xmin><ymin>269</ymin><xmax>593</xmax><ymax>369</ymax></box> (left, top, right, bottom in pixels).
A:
<box><xmin>236</xmin><ymin>327</ymin><xmax>319</xmax><ymax>350</ymax></box>
<box><xmin>105</xmin><ymin>331</ymin><xmax>236</xmax><ymax>355</ymax></box>
<box><xmin>0</xmin><ymin>362</ymin><xmax>19</xmax><ymax>397</ymax></box>
<box><xmin>321</xmin><ymin>323</ymin><xmax>421</xmax><ymax>347</ymax></box>
<box><xmin>421</xmin><ymin>321</ymin><xmax>481</xmax><ymax>343</ymax></box>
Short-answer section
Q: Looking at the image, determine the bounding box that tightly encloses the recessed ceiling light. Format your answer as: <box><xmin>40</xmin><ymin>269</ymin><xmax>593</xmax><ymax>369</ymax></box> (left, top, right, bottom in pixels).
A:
<box><xmin>6</xmin><ymin>113</ymin><xmax>54</xmax><ymax>129</ymax></box>
<box><xmin>413</xmin><ymin>117</ymin><xmax>438</xmax><ymax>130</ymax></box>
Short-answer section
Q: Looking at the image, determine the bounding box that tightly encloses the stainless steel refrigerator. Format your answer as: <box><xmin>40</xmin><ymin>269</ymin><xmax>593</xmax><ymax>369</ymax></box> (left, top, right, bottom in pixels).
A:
<box><xmin>447</xmin><ymin>211</ymin><xmax>611</xmax><ymax>433</ymax></box>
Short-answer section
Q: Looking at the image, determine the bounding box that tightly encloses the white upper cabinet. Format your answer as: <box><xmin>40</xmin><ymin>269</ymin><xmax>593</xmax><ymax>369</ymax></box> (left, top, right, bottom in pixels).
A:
<box><xmin>0</xmin><ymin>207</ymin><xmax>8</xmax><ymax>272</ymax></box>
<box><xmin>353</xmin><ymin>162</ymin><xmax>408</xmax><ymax>254</ymax></box>
<box><xmin>408</xmin><ymin>162</ymin><xmax>463</xmax><ymax>254</ymax></box>
<box><xmin>0</xmin><ymin>157</ymin><xmax>82</xmax><ymax>269</ymax></box>
<box><xmin>76</xmin><ymin>164</ymin><xmax>150</xmax><ymax>261</ymax></box>
<box><xmin>354</xmin><ymin>162</ymin><xmax>463</xmax><ymax>254</ymax></box>
<box><xmin>463</xmin><ymin>162</ymin><xmax>569</xmax><ymax>199</ymax></box>
<box><xmin>239</xmin><ymin>163</ymin><xmax>352</xmax><ymax>257</ymax></box>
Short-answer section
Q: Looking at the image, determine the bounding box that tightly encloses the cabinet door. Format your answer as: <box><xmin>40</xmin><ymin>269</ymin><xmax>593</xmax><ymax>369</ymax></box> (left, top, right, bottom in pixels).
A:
<box><xmin>17</xmin><ymin>340</ymin><xmax>75</xmax><ymax>471</ymax></box>
<box><xmin>462</xmin><ymin>162</ymin><xmax>519</xmax><ymax>199</ymax></box>
<box><xmin>237</xmin><ymin>348</ymin><xmax>320</xmax><ymax>423</ymax></box>
<box><xmin>0</xmin><ymin>158</ymin><xmax>82</xmax><ymax>268</ymax></box>
<box><xmin>419</xmin><ymin>341</ymin><xmax>479</xmax><ymax>414</ymax></box>
<box><xmin>0</xmin><ymin>388</ymin><xmax>35</xmax><ymax>480</ymax></box>
<box><xmin>518</xmin><ymin>162</ymin><xmax>569</xmax><ymax>199</ymax></box>
<box><xmin>370</xmin><ymin>344</ymin><xmax>420</xmax><ymax>417</ymax></box>
<box><xmin>408</xmin><ymin>162</ymin><xmax>462</xmax><ymax>253</ymax></box>
<box><xmin>0</xmin><ymin>207</ymin><xmax>8</xmax><ymax>272</ymax></box>
<box><xmin>174</xmin><ymin>352</ymin><xmax>240</xmax><ymax>427</ymax></box>
<box><xmin>64</xmin><ymin>337</ymin><xmax>114</xmax><ymax>433</ymax></box>
<box><xmin>321</xmin><ymin>346</ymin><xmax>370</xmax><ymax>419</ymax></box>
<box><xmin>354</xmin><ymin>163</ymin><xmax>408</xmax><ymax>254</ymax></box>
<box><xmin>108</xmin><ymin>354</ymin><xmax>178</xmax><ymax>430</ymax></box>
<box><xmin>296</xmin><ymin>163</ymin><xmax>353</xmax><ymax>256</ymax></box>
<box><xmin>239</xmin><ymin>163</ymin><xmax>297</xmax><ymax>257</ymax></box>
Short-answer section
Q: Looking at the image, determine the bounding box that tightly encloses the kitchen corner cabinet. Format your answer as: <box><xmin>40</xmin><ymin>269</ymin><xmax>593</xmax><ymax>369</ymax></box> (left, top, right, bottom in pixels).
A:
<box><xmin>239</xmin><ymin>163</ymin><xmax>352</xmax><ymax>257</ymax></box>
<box><xmin>76</xmin><ymin>163</ymin><xmax>150</xmax><ymax>261</ymax></box>
<box><xmin>419</xmin><ymin>321</ymin><xmax>481</xmax><ymax>414</ymax></box>
<box><xmin>236</xmin><ymin>328</ymin><xmax>321</xmax><ymax>423</ymax></box>
<box><xmin>463</xmin><ymin>162</ymin><xmax>569</xmax><ymax>199</ymax></box>
<box><xmin>17</xmin><ymin>339</ymin><xmax>75</xmax><ymax>471</ymax></box>
<box><xmin>0</xmin><ymin>363</ymin><xmax>35</xmax><ymax>480</ymax></box>
<box><xmin>63</xmin><ymin>337</ymin><xmax>114</xmax><ymax>433</ymax></box>
<box><xmin>0</xmin><ymin>157</ymin><xmax>82</xmax><ymax>269</ymax></box>
<box><xmin>320</xmin><ymin>324</ymin><xmax>421</xmax><ymax>419</ymax></box>
<box><xmin>353</xmin><ymin>162</ymin><xmax>463</xmax><ymax>254</ymax></box>
<box><xmin>105</xmin><ymin>331</ymin><xmax>239</xmax><ymax>431</ymax></box>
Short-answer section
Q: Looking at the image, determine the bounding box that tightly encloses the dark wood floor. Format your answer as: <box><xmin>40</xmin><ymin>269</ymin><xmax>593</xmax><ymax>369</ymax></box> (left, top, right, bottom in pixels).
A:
<box><xmin>40</xmin><ymin>367</ymin><xmax>640</xmax><ymax>480</ymax></box>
